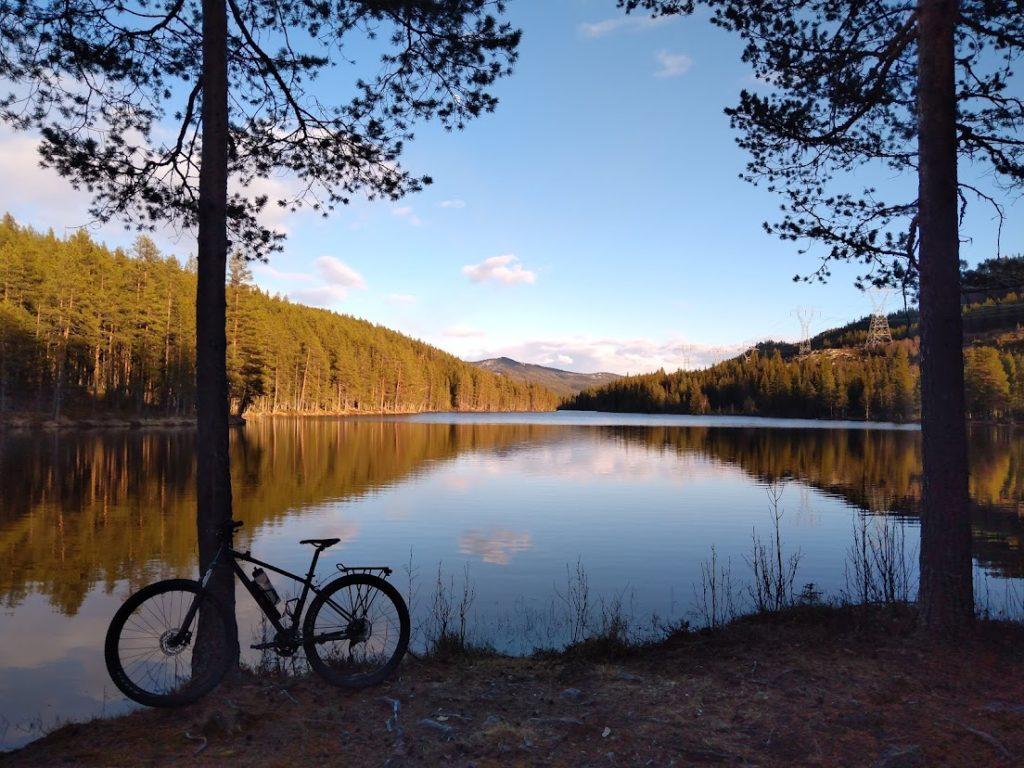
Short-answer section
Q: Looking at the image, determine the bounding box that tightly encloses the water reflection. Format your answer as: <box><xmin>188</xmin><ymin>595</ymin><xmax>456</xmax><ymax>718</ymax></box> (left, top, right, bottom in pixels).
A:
<box><xmin>1</xmin><ymin>414</ymin><xmax>1024</xmax><ymax>748</ymax></box>
<box><xmin>0</xmin><ymin>419</ymin><xmax>561</xmax><ymax>613</ymax></box>
<box><xmin>4</xmin><ymin>419</ymin><xmax>1024</xmax><ymax>613</ymax></box>
<box><xmin>459</xmin><ymin>529</ymin><xmax>533</xmax><ymax>565</ymax></box>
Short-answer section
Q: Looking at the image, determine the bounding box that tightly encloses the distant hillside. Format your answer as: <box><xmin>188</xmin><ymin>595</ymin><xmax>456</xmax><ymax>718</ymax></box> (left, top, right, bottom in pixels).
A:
<box><xmin>472</xmin><ymin>357</ymin><xmax>621</xmax><ymax>398</ymax></box>
<box><xmin>0</xmin><ymin>216</ymin><xmax>561</xmax><ymax>420</ymax></box>
<box><xmin>563</xmin><ymin>258</ymin><xmax>1024</xmax><ymax>423</ymax></box>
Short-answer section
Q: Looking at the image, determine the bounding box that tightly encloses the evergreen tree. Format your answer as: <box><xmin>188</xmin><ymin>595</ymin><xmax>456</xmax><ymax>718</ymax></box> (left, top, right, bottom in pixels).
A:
<box><xmin>965</xmin><ymin>347</ymin><xmax>1011</xmax><ymax>420</ymax></box>
<box><xmin>2</xmin><ymin>0</ymin><xmax>521</xmax><ymax>663</ymax></box>
<box><xmin>0</xmin><ymin>218</ymin><xmax>559</xmax><ymax>420</ymax></box>
<box><xmin>623</xmin><ymin>0</ymin><xmax>1024</xmax><ymax>631</ymax></box>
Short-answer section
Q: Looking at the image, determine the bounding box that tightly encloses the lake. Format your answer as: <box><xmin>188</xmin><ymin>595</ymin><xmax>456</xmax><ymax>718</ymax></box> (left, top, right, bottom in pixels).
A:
<box><xmin>2</xmin><ymin>411</ymin><xmax>1023</xmax><ymax>749</ymax></box>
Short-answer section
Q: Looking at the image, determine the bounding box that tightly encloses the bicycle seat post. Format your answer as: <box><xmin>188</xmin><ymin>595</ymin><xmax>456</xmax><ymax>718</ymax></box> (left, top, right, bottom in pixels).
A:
<box><xmin>305</xmin><ymin>544</ymin><xmax>324</xmax><ymax>584</ymax></box>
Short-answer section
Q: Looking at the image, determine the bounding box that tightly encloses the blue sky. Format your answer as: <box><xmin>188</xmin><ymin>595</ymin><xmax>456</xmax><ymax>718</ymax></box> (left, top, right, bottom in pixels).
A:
<box><xmin>1</xmin><ymin>1</ymin><xmax>1020</xmax><ymax>374</ymax></box>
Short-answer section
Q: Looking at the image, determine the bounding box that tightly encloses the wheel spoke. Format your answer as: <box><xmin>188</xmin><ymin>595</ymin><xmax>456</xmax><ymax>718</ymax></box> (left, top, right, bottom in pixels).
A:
<box><xmin>308</xmin><ymin>578</ymin><xmax>407</xmax><ymax>685</ymax></box>
<box><xmin>111</xmin><ymin>585</ymin><xmax>228</xmax><ymax>703</ymax></box>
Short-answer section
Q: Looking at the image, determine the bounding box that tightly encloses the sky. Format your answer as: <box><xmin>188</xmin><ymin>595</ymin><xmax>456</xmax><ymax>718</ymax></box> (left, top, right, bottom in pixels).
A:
<box><xmin>1</xmin><ymin>1</ymin><xmax>1021</xmax><ymax>375</ymax></box>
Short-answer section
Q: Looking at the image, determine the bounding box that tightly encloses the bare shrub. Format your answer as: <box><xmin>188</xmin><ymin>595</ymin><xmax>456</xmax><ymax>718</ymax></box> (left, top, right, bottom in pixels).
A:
<box><xmin>694</xmin><ymin>545</ymin><xmax>736</xmax><ymax>629</ymax></box>
<box><xmin>424</xmin><ymin>562</ymin><xmax>476</xmax><ymax>655</ymax></box>
<box><xmin>555</xmin><ymin>558</ymin><xmax>591</xmax><ymax>644</ymax></box>
<box><xmin>843</xmin><ymin>509</ymin><xmax>913</xmax><ymax>606</ymax></box>
<box><xmin>747</xmin><ymin>482</ymin><xmax>801</xmax><ymax>613</ymax></box>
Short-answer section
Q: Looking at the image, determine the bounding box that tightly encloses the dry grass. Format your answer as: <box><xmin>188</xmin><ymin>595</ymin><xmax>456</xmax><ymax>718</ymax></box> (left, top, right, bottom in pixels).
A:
<box><xmin>4</xmin><ymin>605</ymin><xmax>1024</xmax><ymax>767</ymax></box>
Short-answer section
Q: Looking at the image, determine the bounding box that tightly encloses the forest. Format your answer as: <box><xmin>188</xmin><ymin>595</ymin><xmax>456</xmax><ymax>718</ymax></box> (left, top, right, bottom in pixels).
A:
<box><xmin>0</xmin><ymin>216</ymin><xmax>559</xmax><ymax>419</ymax></box>
<box><xmin>563</xmin><ymin>341</ymin><xmax>1024</xmax><ymax>423</ymax></box>
<box><xmin>563</xmin><ymin>256</ymin><xmax>1024</xmax><ymax>424</ymax></box>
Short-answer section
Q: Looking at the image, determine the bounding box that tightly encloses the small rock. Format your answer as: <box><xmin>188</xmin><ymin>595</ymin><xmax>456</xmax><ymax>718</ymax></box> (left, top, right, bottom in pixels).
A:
<box><xmin>602</xmin><ymin>726</ymin><xmax>612</xmax><ymax>738</ymax></box>
<box><xmin>875</xmin><ymin>745</ymin><xmax>923</xmax><ymax>768</ymax></box>
<box><xmin>616</xmin><ymin>672</ymin><xmax>644</xmax><ymax>683</ymax></box>
<box><xmin>560</xmin><ymin>688</ymin><xmax>583</xmax><ymax>700</ymax></box>
<box><xmin>482</xmin><ymin>715</ymin><xmax>503</xmax><ymax>728</ymax></box>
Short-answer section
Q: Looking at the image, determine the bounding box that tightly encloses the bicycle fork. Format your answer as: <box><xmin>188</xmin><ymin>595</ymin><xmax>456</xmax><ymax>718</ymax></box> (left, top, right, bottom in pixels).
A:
<box><xmin>169</xmin><ymin>551</ymin><xmax>221</xmax><ymax>647</ymax></box>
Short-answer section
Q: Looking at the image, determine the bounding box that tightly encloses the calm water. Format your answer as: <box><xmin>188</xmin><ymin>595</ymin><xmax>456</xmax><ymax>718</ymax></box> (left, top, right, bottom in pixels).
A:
<box><xmin>2</xmin><ymin>412</ymin><xmax>1024</xmax><ymax>748</ymax></box>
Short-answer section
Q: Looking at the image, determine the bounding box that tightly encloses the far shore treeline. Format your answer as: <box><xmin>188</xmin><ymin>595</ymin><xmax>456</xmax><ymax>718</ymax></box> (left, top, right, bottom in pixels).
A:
<box><xmin>4</xmin><ymin>213</ymin><xmax>1024</xmax><ymax>425</ymax></box>
<box><xmin>563</xmin><ymin>257</ymin><xmax>1024</xmax><ymax>423</ymax></box>
<box><xmin>0</xmin><ymin>217</ymin><xmax>560</xmax><ymax>419</ymax></box>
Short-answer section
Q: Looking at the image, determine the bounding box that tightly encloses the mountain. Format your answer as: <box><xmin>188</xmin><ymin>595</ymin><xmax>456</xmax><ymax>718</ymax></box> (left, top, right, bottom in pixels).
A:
<box><xmin>0</xmin><ymin>216</ymin><xmax>561</xmax><ymax>420</ymax></box>
<box><xmin>472</xmin><ymin>357</ymin><xmax>621</xmax><ymax>398</ymax></box>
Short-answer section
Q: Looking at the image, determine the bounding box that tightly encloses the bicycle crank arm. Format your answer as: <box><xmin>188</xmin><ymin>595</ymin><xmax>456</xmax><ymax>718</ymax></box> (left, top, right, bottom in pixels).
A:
<box><xmin>311</xmin><ymin>630</ymin><xmax>353</xmax><ymax>643</ymax></box>
<box><xmin>249</xmin><ymin>641</ymin><xmax>280</xmax><ymax>650</ymax></box>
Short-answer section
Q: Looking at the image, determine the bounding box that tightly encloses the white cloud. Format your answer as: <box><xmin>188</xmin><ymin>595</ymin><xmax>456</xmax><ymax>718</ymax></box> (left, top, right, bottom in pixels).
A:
<box><xmin>315</xmin><ymin>256</ymin><xmax>367</xmax><ymax>290</ymax></box>
<box><xmin>0</xmin><ymin>128</ymin><xmax>300</xmax><ymax>250</ymax></box>
<box><xmin>392</xmin><ymin>206</ymin><xmax>423</xmax><ymax>226</ymax></box>
<box><xmin>654</xmin><ymin>51</ymin><xmax>693</xmax><ymax>78</ymax></box>
<box><xmin>461</xmin><ymin>254</ymin><xmax>536</xmax><ymax>286</ymax></box>
<box><xmin>288</xmin><ymin>285</ymin><xmax>351</xmax><ymax>307</ymax></box>
<box><xmin>438</xmin><ymin>199</ymin><xmax>466</xmax><ymax>209</ymax></box>
<box><xmin>0</xmin><ymin>129</ymin><xmax>189</xmax><ymax>253</ymax></box>
<box><xmin>281</xmin><ymin>256</ymin><xmax>366</xmax><ymax>306</ymax></box>
<box><xmin>444</xmin><ymin>323</ymin><xmax>486</xmax><ymax>338</ymax></box>
<box><xmin>387</xmin><ymin>293</ymin><xmax>417</xmax><ymax>305</ymax></box>
<box><xmin>241</xmin><ymin>174</ymin><xmax>300</xmax><ymax>234</ymax></box>
<box><xmin>0</xmin><ymin>133</ymin><xmax>88</xmax><ymax>219</ymax></box>
<box><xmin>449</xmin><ymin>335</ymin><xmax>747</xmax><ymax>376</ymax></box>
<box><xmin>579</xmin><ymin>15</ymin><xmax>672</xmax><ymax>39</ymax></box>
<box><xmin>255</xmin><ymin>264</ymin><xmax>315</xmax><ymax>282</ymax></box>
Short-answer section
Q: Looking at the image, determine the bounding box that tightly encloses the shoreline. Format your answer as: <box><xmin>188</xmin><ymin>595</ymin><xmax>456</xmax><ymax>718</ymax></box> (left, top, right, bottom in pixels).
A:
<box><xmin>0</xmin><ymin>408</ymin><xmax>559</xmax><ymax>430</ymax></box>
<box><xmin>1</xmin><ymin>409</ymin><xmax>1021</xmax><ymax>432</ymax></box>
<box><xmin>3</xmin><ymin>605</ymin><xmax>1023</xmax><ymax>766</ymax></box>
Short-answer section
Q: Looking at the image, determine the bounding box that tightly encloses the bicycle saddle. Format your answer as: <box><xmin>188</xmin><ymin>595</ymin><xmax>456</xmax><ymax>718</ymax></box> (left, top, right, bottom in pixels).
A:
<box><xmin>300</xmin><ymin>537</ymin><xmax>341</xmax><ymax>549</ymax></box>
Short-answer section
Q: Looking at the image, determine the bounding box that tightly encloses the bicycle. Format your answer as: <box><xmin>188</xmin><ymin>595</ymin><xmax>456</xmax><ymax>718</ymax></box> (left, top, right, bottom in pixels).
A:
<box><xmin>104</xmin><ymin>520</ymin><xmax>410</xmax><ymax>707</ymax></box>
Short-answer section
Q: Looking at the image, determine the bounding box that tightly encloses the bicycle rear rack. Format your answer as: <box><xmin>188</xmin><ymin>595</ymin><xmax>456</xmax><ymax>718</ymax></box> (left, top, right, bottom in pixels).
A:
<box><xmin>336</xmin><ymin>564</ymin><xmax>393</xmax><ymax>578</ymax></box>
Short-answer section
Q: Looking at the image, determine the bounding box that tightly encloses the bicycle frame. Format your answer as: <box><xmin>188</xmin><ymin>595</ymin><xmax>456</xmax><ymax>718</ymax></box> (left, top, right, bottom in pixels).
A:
<box><xmin>229</xmin><ymin>545</ymin><xmax>338</xmax><ymax>638</ymax></box>
<box><xmin>174</xmin><ymin>539</ymin><xmax>362</xmax><ymax>648</ymax></box>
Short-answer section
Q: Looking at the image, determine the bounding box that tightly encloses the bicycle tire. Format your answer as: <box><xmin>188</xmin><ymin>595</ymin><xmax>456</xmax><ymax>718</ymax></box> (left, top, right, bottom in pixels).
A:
<box><xmin>303</xmin><ymin>573</ymin><xmax>410</xmax><ymax>688</ymax></box>
<box><xmin>104</xmin><ymin>578</ymin><xmax>235</xmax><ymax>707</ymax></box>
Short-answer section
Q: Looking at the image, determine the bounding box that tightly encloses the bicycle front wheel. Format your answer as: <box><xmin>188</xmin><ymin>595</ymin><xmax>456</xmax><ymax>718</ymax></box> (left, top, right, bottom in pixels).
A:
<box><xmin>303</xmin><ymin>574</ymin><xmax>410</xmax><ymax>688</ymax></box>
<box><xmin>104</xmin><ymin>579</ymin><xmax>235</xmax><ymax>707</ymax></box>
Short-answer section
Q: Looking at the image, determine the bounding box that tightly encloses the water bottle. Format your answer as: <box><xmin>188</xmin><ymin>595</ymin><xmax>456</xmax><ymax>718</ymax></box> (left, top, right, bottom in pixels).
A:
<box><xmin>252</xmin><ymin>568</ymin><xmax>280</xmax><ymax>606</ymax></box>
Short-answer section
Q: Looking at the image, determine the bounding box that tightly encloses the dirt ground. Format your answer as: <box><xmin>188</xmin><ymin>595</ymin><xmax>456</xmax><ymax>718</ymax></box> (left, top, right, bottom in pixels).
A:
<box><xmin>4</xmin><ymin>607</ymin><xmax>1024</xmax><ymax>767</ymax></box>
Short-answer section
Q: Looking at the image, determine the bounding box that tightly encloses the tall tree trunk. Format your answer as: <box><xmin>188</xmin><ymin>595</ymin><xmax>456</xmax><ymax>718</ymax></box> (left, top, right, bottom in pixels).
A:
<box><xmin>195</xmin><ymin>0</ymin><xmax>238</xmax><ymax>664</ymax></box>
<box><xmin>164</xmin><ymin>290</ymin><xmax>173</xmax><ymax>411</ymax></box>
<box><xmin>916</xmin><ymin>0</ymin><xmax>973</xmax><ymax>632</ymax></box>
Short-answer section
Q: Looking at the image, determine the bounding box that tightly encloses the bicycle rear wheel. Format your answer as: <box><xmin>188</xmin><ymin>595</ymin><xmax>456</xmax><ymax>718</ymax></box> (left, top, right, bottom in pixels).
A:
<box><xmin>104</xmin><ymin>579</ymin><xmax>235</xmax><ymax>707</ymax></box>
<box><xmin>303</xmin><ymin>574</ymin><xmax>409</xmax><ymax>688</ymax></box>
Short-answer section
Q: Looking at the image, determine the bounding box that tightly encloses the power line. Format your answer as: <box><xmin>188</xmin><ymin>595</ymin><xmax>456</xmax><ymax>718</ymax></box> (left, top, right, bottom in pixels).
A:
<box><xmin>865</xmin><ymin>288</ymin><xmax>893</xmax><ymax>348</ymax></box>
<box><xmin>792</xmin><ymin>306</ymin><xmax>819</xmax><ymax>355</ymax></box>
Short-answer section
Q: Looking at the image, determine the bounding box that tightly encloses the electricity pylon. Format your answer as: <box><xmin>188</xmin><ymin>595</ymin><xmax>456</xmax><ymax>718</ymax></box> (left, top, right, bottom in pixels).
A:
<box><xmin>865</xmin><ymin>288</ymin><xmax>893</xmax><ymax>349</ymax></box>
<box><xmin>793</xmin><ymin>307</ymin><xmax>819</xmax><ymax>355</ymax></box>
